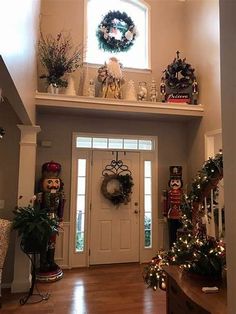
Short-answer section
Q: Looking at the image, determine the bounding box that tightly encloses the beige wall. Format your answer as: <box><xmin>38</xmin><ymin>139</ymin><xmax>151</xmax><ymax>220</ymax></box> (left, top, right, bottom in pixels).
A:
<box><xmin>0</xmin><ymin>100</ymin><xmax>20</xmax><ymax>285</ymax></box>
<box><xmin>36</xmin><ymin>112</ymin><xmax>189</xmax><ymax>221</ymax></box>
<box><xmin>0</xmin><ymin>0</ymin><xmax>41</xmax><ymax>124</ymax></box>
<box><xmin>184</xmin><ymin>0</ymin><xmax>221</xmax><ymax>181</ymax></box>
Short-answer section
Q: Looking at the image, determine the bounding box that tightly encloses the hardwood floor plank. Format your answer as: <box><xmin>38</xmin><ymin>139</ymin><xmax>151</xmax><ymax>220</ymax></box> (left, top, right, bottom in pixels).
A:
<box><xmin>2</xmin><ymin>263</ymin><xmax>166</xmax><ymax>313</ymax></box>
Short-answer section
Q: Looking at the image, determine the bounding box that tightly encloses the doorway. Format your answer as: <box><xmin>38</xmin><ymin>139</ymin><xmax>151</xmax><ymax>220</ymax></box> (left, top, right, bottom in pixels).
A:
<box><xmin>69</xmin><ymin>133</ymin><xmax>158</xmax><ymax>268</ymax></box>
<box><xmin>90</xmin><ymin>150</ymin><xmax>140</xmax><ymax>264</ymax></box>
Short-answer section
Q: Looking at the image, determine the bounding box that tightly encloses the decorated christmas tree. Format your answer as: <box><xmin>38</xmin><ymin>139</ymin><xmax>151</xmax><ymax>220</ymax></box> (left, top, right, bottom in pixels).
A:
<box><xmin>143</xmin><ymin>151</ymin><xmax>226</xmax><ymax>290</ymax></box>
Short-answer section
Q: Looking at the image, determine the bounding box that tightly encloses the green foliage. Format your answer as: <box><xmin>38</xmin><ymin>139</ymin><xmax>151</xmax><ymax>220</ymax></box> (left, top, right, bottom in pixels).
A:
<box><xmin>12</xmin><ymin>204</ymin><xmax>59</xmax><ymax>253</ymax></box>
<box><xmin>38</xmin><ymin>32</ymin><xmax>82</xmax><ymax>87</ymax></box>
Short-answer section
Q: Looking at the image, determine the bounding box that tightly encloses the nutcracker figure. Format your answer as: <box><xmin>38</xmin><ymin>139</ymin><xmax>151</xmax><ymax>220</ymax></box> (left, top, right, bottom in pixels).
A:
<box><xmin>163</xmin><ymin>166</ymin><xmax>183</xmax><ymax>248</ymax></box>
<box><xmin>36</xmin><ymin>161</ymin><xmax>65</xmax><ymax>282</ymax></box>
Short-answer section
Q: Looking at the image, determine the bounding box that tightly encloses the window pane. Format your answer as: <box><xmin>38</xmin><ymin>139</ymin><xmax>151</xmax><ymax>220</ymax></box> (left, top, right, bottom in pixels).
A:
<box><xmin>144</xmin><ymin>195</ymin><xmax>152</xmax><ymax>212</ymax></box>
<box><xmin>77</xmin><ymin>177</ymin><xmax>86</xmax><ymax>194</ymax></box>
<box><xmin>77</xmin><ymin>195</ymin><xmax>85</xmax><ymax>212</ymax></box>
<box><xmin>77</xmin><ymin>212</ymin><xmax>85</xmax><ymax>232</ymax></box>
<box><xmin>86</xmin><ymin>0</ymin><xmax>149</xmax><ymax>69</ymax></box>
<box><xmin>108</xmin><ymin>138</ymin><xmax>123</xmax><ymax>149</ymax></box>
<box><xmin>76</xmin><ymin>232</ymin><xmax>84</xmax><ymax>252</ymax></box>
<box><xmin>124</xmin><ymin>139</ymin><xmax>138</xmax><ymax>149</ymax></box>
<box><xmin>145</xmin><ymin>230</ymin><xmax>151</xmax><ymax>247</ymax></box>
<box><xmin>76</xmin><ymin>137</ymin><xmax>92</xmax><ymax>148</ymax></box>
<box><xmin>139</xmin><ymin>140</ymin><xmax>152</xmax><ymax>150</ymax></box>
<box><xmin>145</xmin><ymin>178</ymin><xmax>151</xmax><ymax>195</ymax></box>
<box><xmin>144</xmin><ymin>161</ymin><xmax>151</xmax><ymax>177</ymax></box>
<box><xmin>78</xmin><ymin>159</ymin><xmax>86</xmax><ymax>177</ymax></box>
<box><xmin>93</xmin><ymin>137</ymin><xmax>108</xmax><ymax>148</ymax></box>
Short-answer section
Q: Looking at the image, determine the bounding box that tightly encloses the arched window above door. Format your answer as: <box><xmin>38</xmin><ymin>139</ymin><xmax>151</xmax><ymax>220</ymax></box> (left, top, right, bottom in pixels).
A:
<box><xmin>85</xmin><ymin>0</ymin><xmax>150</xmax><ymax>70</ymax></box>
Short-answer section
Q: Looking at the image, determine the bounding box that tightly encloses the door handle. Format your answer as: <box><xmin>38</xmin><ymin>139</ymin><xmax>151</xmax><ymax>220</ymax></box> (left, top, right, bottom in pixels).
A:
<box><xmin>134</xmin><ymin>209</ymin><xmax>139</xmax><ymax>214</ymax></box>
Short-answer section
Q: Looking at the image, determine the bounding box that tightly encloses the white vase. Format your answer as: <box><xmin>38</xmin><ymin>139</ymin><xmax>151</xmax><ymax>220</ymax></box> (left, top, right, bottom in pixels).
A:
<box><xmin>47</xmin><ymin>84</ymin><xmax>60</xmax><ymax>94</ymax></box>
<box><xmin>65</xmin><ymin>76</ymin><xmax>76</xmax><ymax>96</ymax></box>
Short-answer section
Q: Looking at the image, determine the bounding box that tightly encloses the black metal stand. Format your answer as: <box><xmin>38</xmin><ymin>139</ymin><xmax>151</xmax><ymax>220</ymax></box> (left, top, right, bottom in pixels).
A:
<box><xmin>20</xmin><ymin>251</ymin><xmax>50</xmax><ymax>305</ymax></box>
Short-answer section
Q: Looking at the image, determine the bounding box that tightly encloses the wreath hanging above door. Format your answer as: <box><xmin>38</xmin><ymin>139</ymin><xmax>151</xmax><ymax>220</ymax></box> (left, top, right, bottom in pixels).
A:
<box><xmin>101</xmin><ymin>152</ymin><xmax>134</xmax><ymax>206</ymax></box>
<box><xmin>96</xmin><ymin>11</ymin><xmax>137</xmax><ymax>53</ymax></box>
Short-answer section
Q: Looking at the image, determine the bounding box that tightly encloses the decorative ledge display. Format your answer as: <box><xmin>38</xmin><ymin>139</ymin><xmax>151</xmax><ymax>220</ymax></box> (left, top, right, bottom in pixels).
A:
<box><xmin>35</xmin><ymin>92</ymin><xmax>204</xmax><ymax>119</ymax></box>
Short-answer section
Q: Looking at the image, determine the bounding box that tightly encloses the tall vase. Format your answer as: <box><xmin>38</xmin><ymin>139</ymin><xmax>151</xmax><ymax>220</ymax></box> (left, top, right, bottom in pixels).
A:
<box><xmin>65</xmin><ymin>76</ymin><xmax>76</xmax><ymax>96</ymax></box>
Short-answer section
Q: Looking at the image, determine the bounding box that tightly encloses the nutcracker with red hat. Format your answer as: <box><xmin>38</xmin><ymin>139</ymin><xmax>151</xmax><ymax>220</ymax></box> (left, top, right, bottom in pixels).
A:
<box><xmin>163</xmin><ymin>166</ymin><xmax>183</xmax><ymax>248</ymax></box>
<box><xmin>36</xmin><ymin>161</ymin><xmax>65</xmax><ymax>282</ymax></box>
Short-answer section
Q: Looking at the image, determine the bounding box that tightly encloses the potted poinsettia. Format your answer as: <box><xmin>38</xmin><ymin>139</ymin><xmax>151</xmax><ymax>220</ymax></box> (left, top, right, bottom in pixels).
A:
<box><xmin>12</xmin><ymin>197</ymin><xmax>60</xmax><ymax>254</ymax></box>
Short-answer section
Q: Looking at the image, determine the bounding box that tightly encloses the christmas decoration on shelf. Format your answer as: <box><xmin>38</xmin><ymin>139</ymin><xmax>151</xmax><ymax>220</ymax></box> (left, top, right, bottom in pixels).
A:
<box><xmin>101</xmin><ymin>152</ymin><xmax>134</xmax><ymax>206</ymax></box>
<box><xmin>150</xmin><ymin>79</ymin><xmax>158</xmax><ymax>102</ymax></box>
<box><xmin>38</xmin><ymin>32</ymin><xmax>82</xmax><ymax>90</ymax></box>
<box><xmin>162</xmin><ymin>51</ymin><xmax>199</xmax><ymax>104</ymax></box>
<box><xmin>96</xmin><ymin>11</ymin><xmax>137</xmax><ymax>53</ymax></box>
<box><xmin>88</xmin><ymin>79</ymin><xmax>95</xmax><ymax>97</ymax></box>
<box><xmin>137</xmin><ymin>81</ymin><xmax>148</xmax><ymax>101</ymax></box>
<box><xmin>143</xmin><ymin>151</ymin><xmax>225</xmax><ymax>291</ymax></box>
<box><xmin>125</xmin><ymin>80</ymin><xmax>137</xmax><ymax>101</ymax></box>
<box><xmin>97</xmin><ymin>57</ymin><xmax>125</xmax><ymax>99</ymax></box>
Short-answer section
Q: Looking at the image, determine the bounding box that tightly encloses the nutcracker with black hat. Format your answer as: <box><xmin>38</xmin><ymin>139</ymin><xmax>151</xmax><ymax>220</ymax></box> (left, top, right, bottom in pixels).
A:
<box><xmin>163</xmin><ymin>166</ymin><xmax>183</xmax><ymax>248</ymax></box>
<box><xmin>36</xmin><ymin>161</ymin><xmax>65</xmax><ymax>282</ymax></box>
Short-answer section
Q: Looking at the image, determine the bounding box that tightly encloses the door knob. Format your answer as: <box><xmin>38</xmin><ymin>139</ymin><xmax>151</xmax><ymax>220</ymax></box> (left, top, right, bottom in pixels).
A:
<box><xmin>134</xmin><ymin>209</ymin><xmax>139</xmax><ymax>214</ymax></box>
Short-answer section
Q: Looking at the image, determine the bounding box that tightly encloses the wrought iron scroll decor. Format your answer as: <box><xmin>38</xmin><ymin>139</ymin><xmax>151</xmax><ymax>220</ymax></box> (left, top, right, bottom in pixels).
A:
<box><xmin>101</xmin><ymin>151</ymin><xmax>134</xmax><ymax>206</ymax></box>
<box><xmin>102</xmin><ymin>151</ymin><xmax>132</xmax><ymax>177</ymax></box>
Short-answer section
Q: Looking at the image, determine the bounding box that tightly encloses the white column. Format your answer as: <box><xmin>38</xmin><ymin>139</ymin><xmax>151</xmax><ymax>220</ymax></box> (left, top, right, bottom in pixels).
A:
<box><xmin>11</xmin><ymin>125</ymin><xmax>41</xmax><ymax>293</ymax></box>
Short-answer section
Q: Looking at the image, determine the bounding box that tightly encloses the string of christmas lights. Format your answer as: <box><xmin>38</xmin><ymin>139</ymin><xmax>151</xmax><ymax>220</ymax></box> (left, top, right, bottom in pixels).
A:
<box><xmin>143</xmin><ymin>151</ymin><xmax>225</xmax><ymax>290</ymax></box>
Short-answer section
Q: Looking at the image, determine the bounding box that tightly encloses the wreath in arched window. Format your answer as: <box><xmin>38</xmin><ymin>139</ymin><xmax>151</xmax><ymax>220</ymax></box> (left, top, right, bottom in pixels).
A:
<box><xmin>100</xmin><ymin>153</ymin><xmax>134</xmax><ymax>206</ymax></box>
<box><xmin>96</xmin><ymin>11</ymin><xmax>137</xmax><ymax>53</ymax></box>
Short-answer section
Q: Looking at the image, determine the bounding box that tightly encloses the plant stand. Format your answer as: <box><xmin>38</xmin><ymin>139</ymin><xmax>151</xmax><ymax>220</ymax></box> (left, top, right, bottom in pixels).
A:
<box><xmin>19</xmin><ymin>250</ymin><xmax>50</xmax><ymax>305</ymax></box>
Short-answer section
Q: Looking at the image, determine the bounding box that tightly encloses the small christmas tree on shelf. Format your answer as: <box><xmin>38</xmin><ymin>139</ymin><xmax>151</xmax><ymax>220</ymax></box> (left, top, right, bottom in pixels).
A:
<box><xmin>143</xmin><ymin>151</ymin><xmax>225</xmax><ymax>290</ymax></box>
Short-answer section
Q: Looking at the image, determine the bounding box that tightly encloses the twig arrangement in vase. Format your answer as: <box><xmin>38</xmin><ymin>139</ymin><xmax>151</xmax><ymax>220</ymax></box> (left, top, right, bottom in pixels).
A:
<box><xmin>38</xmin><ymin>31</ymin><xmax>83</xmax><ymax>93</ymax></box>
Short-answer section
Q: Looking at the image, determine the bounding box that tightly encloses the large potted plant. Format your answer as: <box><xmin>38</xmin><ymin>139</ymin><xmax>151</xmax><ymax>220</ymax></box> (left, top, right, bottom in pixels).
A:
<box><xmin>12</xmin><ymin>201</ymin><xmax>60</xmax><ymax>254</ymax></box>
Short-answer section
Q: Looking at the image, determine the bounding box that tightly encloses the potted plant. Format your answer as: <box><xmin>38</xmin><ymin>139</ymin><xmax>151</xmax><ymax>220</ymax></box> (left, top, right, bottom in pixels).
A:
<box><xmin>12</xmin><ymin>200</ymin><xmax>60</xmax><ymax>254</ymax></box>
<box><xmin>38</xmin><ymin>32</ymin><xmax>82</xmax><ymax>91</ymax></box>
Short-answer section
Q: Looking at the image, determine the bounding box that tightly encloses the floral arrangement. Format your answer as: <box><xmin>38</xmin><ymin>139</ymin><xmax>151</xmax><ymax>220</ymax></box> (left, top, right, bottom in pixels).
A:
<box><xmin>38</xmin><ymin>32</ymin><xmax>82</xmax><ymax>88</ymax></box>
<box><xmin>96</xmin><ymin>11</ymin><xmax>137</xmax><ymax>53</ymax></box>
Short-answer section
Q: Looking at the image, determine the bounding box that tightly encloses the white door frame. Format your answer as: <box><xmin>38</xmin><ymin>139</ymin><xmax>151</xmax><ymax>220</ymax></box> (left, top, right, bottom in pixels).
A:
<box><xmin>69</xmin><ymin>132</ymin><xmax>159</xmax><ymax>268</ymax></box>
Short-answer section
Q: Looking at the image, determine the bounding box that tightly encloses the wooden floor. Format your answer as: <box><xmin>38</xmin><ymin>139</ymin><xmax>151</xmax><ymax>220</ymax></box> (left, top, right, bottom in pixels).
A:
<box><xmin>1</xmin><ymin>263</ymin><xmax>166</xmax><ymax>314</ymax></box>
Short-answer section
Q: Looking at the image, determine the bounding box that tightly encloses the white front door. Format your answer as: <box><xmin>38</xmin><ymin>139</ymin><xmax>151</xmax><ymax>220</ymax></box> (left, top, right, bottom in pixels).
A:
<box><xmin>89</xmin><ymin>150</ymin><xmax>140</xmax><ymax>265</ymax></box>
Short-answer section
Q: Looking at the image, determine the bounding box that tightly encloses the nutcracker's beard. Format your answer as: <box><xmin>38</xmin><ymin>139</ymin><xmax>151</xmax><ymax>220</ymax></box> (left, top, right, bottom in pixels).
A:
<box><xmin>106</xmin><ymin>57</ymin><xmax>123</xmax><ymax>80</ymax></box>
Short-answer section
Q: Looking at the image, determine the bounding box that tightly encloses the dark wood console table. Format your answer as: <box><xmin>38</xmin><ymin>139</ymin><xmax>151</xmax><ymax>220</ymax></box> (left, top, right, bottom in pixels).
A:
<box><xmin>163</xmin><ymin>265</ymin><xmax>227</xmax><ymax>314</ymax></box>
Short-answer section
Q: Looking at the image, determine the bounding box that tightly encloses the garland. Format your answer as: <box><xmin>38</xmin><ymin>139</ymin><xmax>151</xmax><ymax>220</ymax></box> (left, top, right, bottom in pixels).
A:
<box><xmin>101</xmin><ymin>174</ymin><xmax>134</xmax><ymax>205</ymax></box>
<box><xmin>96</xmin><ymin>11</ymin><xmax>137</xmax><ymax>53</ymax></box>
<box><xmin>163</xmin><ymin>51</ymin><xmax>196</xmax><ymax>91</ymax></box>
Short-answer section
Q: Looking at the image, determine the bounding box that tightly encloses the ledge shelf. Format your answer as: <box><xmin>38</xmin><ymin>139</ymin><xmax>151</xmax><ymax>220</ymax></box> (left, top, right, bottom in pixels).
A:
<box><xmin>35</xmin><ymin>92</ymin><xmax>204</xmax><ymax>120</ymax></box>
